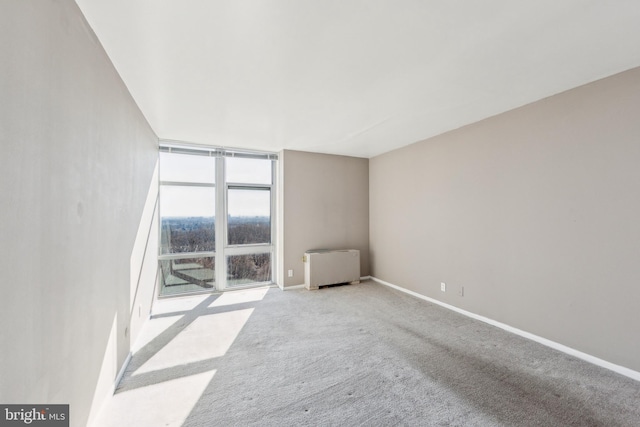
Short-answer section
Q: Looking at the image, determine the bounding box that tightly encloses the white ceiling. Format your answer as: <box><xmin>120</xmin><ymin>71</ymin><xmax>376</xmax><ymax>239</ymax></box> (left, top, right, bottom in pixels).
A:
<box><xmin>75</xmin><ymin>1</ymin><xmax>640</xmax><ymax>158</ymax></box>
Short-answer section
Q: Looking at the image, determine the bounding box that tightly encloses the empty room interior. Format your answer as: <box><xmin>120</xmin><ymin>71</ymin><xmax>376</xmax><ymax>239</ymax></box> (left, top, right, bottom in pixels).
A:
<box><xmin>2</xmin><ymin>1</ymin><xmax>640</xmax><ymax>426</ymax></box>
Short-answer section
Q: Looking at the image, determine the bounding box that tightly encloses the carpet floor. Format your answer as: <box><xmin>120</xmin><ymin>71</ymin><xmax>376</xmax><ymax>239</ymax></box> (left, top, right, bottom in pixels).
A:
<box><xmin>99</xmin><ymin>281</ymin><xmax>640</xmax><ymax>426</ymax></box>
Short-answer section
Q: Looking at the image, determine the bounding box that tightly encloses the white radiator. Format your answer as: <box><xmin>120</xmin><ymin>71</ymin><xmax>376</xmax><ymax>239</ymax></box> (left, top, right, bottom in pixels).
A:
<box><xmin>304</xmin><ymin>249</ymin><xmax>360</xmax><ymax>290</ymax></box>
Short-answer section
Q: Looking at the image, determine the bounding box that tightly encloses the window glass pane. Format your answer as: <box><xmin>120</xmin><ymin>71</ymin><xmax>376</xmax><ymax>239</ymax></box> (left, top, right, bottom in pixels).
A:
<box><xmin>227</xmin><ymin>254</ymin><xmax>271</xmax><ymax>287</ymax></box>
<box><xmin>159</xmin><ymin>257</ymin><xmax>215</xmax><ymax>296</ymax></box>
<box><xmin>160</xmin><ymin>186</ymin><xmax>215</xmax><ymax>253</ymax></box>
<box><xmin>227</xmin><ymin>188</ymin><xmax>270</xmax><ymax>245</ymax></box>
<box><xmin>226</xmin><ymin>157</ymin><xmax>271</xmax><ymax>184</ymax></box>
<box><xmin>160</xmin><ymin>152</ymin><xmax>215</xmax><ymax>183</ymax></box>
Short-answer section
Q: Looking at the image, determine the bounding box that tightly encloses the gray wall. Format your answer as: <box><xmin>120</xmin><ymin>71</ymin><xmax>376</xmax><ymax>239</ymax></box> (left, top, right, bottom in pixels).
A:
<box><xmin>280</xmin><ymin>150</ymin><xmax>369</xmax><ymax>287</ymax></box>
<box><xmin>370</xmin><ymin>67</ymin><xmax>640</xmax><ymax>372</ymax></box>
<box><xmin>0</xmin><ymin>1</ymin><xmax>158</xmax><ymax>426</ymax></box>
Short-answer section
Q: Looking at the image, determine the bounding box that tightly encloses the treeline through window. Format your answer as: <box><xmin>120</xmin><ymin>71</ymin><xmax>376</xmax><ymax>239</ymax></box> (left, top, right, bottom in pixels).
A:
<box><xmin>158</xmin><ymin>146</ymin><xmax>275</xmax><ymax>296</ymax></box>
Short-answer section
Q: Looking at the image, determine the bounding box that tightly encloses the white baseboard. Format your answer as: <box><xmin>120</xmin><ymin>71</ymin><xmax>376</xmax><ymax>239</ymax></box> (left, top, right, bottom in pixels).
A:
<box><xmin>284</xmin><ymin>277</ymin><xmax>370</xmax><ymax>291</ymax></box>
<box><xmin>88</xmin><ymin>351</ymin><xmax>133</xmax><ymax>427</ymax></box>
<box><xmin>114</xmin><ymin>352</ymin><xmax>132</xmax><ymax>392</ymax></box>
<box><xmin>370</xmin><ymin>276</ymin><xmax>640</xmax><ymax>383</ymax></box>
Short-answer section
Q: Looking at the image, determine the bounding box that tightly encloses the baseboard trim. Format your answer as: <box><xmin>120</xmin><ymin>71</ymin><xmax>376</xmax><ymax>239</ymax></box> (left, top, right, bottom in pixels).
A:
<box><xmin>284</xmin><ymin>277</ymin><xmax>370</xmax><ymax>291</ymax></box>
<box><xmin>370</xmin><ymin>276</ymin><xmax>640</xmax><ymax>382</ymax></box>
<box><xmin>114</xmin><ymin>352</ymin><xmax>132</xmax><ymax>392</ymax></box>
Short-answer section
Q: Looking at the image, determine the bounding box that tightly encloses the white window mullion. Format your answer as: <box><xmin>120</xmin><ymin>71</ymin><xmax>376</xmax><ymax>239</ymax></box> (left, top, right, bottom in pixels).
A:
<box><xmin>215</xmin><ymin>156</ymin><xmax>225</xmax><ymax>291</ymax></box>
<box><xmin>270</xmin><ymin>159</ymin><xmax>277</xmax><ymax>284</ymax></box>
<box><xmin>225</xmin><ymin>245</ymin><xmax>272</xmax><ymax>256</ymax></box>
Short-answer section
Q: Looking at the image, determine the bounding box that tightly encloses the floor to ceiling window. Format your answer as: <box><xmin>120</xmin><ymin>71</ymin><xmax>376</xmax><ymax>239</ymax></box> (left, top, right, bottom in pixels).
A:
<box><xmin>158</xmin><ymin>144</ymin><xmax>277</xmax><ymax>296</ymax></box>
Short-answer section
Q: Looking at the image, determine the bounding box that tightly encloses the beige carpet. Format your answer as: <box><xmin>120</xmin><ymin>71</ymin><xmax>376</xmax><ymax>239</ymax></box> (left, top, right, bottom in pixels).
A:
<box><xmin>96</xmin><ymin>281</ymin><xmax>640</xmax><ymax>426</ymax></box>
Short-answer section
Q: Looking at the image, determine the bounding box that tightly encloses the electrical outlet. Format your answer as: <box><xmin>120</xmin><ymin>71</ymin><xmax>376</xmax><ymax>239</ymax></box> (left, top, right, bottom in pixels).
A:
<box><xmin>440</xmin><ymin>282</ymin><xmax>446</xmax><ymax>292</ymax></box>
<box><xmin>288</xmin><ymin>269</ymin><xmax>293</xmax><ymax>277</ymax></box>
<box><xmin>458</xmin><ymin>286</ymin><xmax>464</xmax><ymax>297</ymax></box>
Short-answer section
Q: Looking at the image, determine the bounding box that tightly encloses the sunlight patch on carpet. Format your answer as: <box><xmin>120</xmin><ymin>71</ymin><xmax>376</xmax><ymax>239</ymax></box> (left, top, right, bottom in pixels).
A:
<box><xmin>131</xmin><ymin>315</ymin><xmax>182</xmax><ymax>353</ymax></box>
<box><xmin>94</xmin><ymin>369</ymin><xmax>216</xmax><ymax>427</ymax></box>
<box><xmin>151</xmin><ymin>294</ymin><xmax>211</xmax><ymax>316</ymax></box>
<box><xmin>209</xmin><ymin>286</ymin><xmax>269</xmax><ymax>308</ymax></box>
<box><xmin>134</xmin><ymin>308</ymin><xmax>254</xmax><ymax>375</ymax></box>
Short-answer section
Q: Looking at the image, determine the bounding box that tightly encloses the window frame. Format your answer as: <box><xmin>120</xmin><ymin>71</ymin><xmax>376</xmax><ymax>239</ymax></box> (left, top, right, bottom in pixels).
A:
<box><xmin>158</xmin><ymin>143</ymin><xmax>278</xmax><ymax>296</ymax></box>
